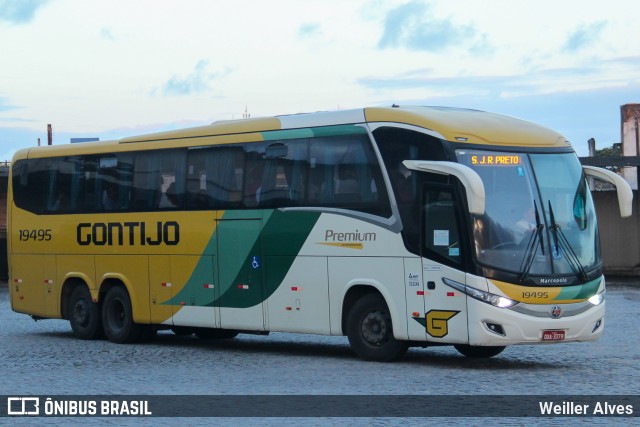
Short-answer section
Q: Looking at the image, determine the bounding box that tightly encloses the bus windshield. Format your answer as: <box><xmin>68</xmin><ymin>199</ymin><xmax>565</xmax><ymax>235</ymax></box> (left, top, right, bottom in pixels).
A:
<box><xmin>456</xmin><ymin>150</ymin><xmax>599</xmax><ymax>277</ymax></box>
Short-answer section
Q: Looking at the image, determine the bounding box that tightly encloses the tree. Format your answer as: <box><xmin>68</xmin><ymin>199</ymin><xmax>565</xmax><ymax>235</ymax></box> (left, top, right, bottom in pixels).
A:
<box><xmin>595</xmin><ymin>143</ymin><xmax>622</xmax><ymax>157</ymax></box>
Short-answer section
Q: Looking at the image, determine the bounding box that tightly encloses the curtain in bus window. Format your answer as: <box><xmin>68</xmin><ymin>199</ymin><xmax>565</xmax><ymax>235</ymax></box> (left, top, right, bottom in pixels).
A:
<box><xmin>286</xmin><ymin>140</ymin><xmax>308</xmax><ymax>204</ymax></box>
<box><xmin>47</xmin><ymin>157</ymin><xmax>83</xmax><ymax>213</ymax></box>
<box><xmin>187</xmin><ymin>146</ymin><xmax>244</xmax><ymax>209</ymax></box>
<box><xmin>258</xmin><ymin>140</ymin><xmax>308</xmax><ymax>207</ymax></box>
<box><xmin>244</xmin><ymin>146</ymin><xmax>264</xmax><ymax>208</ymax></box>
<box><xmin>260</xmin><ymin>142</ymin><xmax>293</xmax><ymax>206</ymax></box>
<box><xmin>210</xmin><ymin>147</ymin><xmax>244</xmax><ymax>207</ymax></box>
<box><xmin>95</xmin><ymin>154</ymin><xmax>133</xmax><ymax>212</ymax></box>
<box><xmin>308</xmin><ymin>134</ymin><xmax>389</xmax><ymax>215</ymax></box>
<box><xmin>132</xmin><ymin>150</ymin><xmax>186</xmax><ymax>210</ymax></box>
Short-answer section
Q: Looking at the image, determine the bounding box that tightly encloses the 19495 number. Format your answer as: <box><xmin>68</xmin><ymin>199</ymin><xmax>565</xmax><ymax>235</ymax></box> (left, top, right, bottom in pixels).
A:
<box><xmin>19</xmin><ymin>229</ymin><xmax>52</xmax><ymax>241</ymax></box>
<box><xmin>522</xmin><ymin>291</ymin><xmax>549</xmax><ymax>299</ymax></box>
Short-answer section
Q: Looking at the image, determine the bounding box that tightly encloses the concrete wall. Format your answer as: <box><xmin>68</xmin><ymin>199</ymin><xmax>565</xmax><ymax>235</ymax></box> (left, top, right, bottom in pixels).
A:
<box><xmin>621</xmin><ymin>104</ymin><xmax>640</xmax><ymax>190</ymax></box>
<box><xmin>593</xmin><ymin>190</ymin><xmax>640</xmax><ymax>276</ymax></box>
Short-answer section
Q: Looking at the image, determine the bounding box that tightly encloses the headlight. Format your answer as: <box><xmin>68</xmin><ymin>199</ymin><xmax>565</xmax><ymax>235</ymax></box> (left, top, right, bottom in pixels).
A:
<box><xmin>588</xmin><ymin>291</ymin><xmax>605</xmax><ymax>306</ymax></box>
<box><xmin>442</xmin><ymin>278</ymin><xmax>519</xmax><ymax>308</ymax></box>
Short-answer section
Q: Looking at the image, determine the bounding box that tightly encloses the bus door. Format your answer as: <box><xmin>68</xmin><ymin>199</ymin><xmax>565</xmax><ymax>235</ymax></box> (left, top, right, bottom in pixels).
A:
<box><xmin>420</xmin><ymin>184</ymin><xmax>469</xmax><ymax>344</ymax></box>
<box><xmin>216</xmin><ymin>211</ymin><xmax>266</xmax><ymax>331</ymax></box>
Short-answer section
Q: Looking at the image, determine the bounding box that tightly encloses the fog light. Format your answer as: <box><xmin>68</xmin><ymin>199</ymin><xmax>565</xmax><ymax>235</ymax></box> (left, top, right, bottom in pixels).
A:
<box><xmin>485</xmin><ymin>322</ymin><xmax>505</xmax><ymax>336</ymax></box>
<box><xmin>592</xmin><ymin>318</ymin><xmax>603</xmax><ymax>333</ymax></box>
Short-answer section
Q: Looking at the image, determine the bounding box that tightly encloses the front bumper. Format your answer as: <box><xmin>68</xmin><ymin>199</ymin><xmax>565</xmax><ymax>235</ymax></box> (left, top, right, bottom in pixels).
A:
<box><xmin>467</xmin><ymin>297</ymin><xmax>605</xmax><ymax>346</ymax></box>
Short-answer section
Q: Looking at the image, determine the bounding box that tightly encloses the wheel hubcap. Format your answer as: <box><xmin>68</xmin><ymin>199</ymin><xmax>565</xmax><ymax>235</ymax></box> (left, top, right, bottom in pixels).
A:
<box><xmin>109</xmin><ymin>299</ymin><xmax>125</xmax><ymax>329</ymax></box>
<box><xmin>73</xmin><ymin>300</ymin><xmax>89</xmax><ymax>327</ymax></box>
<box><xmin>361</xmin><ymin>310</ymin><xmax>389</xmax><ymax>346</ymax></box>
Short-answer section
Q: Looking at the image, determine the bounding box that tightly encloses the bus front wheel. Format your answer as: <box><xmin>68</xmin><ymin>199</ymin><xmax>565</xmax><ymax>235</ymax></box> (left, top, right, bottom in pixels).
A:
<box><xmin>454</xmin><ymin>344</ymin><xmax>506</xmax><ymax>358</ymax></box>
<box><xmin>68</xmin><ymin>286</ymin><xmax>103</xmax><ymax>340</ymax></box>
<box><xmin>102</xmin><ymin>286</ymin><xmax>142</xmax><ymax>344</ymax></box>
<box><xmin>346</xmin><ymin>293</ymin><xmax>408</xmax><ymax>362</ymax></box>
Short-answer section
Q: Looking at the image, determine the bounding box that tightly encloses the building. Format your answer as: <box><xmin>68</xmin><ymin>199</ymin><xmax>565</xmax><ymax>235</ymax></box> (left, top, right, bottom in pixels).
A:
<box><xmin>0</xmin><ymin>161</ymin><xmax>8</xmax><ymax>280</ymax></box>
<box><xmin>621</xmin><ymin>104</ymin><xmax>640</xmax><ymax>190</ymax></box>
<box><xmin>580</xmin><ymin>104</ymin><xmax>640</xmax><ymax>276</ymax></box>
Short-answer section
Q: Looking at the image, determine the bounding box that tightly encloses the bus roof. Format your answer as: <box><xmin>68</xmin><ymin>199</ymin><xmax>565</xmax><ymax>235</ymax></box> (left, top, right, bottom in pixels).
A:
<box><xmin>14</xmin><ymin>106</ymin><xmax>571</xmax><ymax>161</ymax></box>
<box><xmin>119</xmin><ymin>106</ymin><xmax>569</xmax><ymax>148</ymax></box>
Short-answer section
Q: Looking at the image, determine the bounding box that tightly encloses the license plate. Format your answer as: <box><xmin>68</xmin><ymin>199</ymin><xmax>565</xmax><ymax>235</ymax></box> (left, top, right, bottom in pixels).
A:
<box><xmin>542</xmin><ymin>330</ymin><xmax>565</xmax><ymax>341</ymax></box>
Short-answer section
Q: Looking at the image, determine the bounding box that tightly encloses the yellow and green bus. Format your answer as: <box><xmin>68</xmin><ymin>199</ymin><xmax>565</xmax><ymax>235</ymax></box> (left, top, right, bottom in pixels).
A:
<box><xmin>8</xmin><ymin>106</ymin><xmax>632</xmax><ymax>361</ymax></box>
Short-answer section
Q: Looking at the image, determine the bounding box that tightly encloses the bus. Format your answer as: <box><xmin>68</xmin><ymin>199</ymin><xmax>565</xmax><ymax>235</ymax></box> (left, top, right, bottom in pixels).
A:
<box><xmin>8</xmin><ymin>106</ymin><xmax>632</xmax><ymax>361</ymax></box>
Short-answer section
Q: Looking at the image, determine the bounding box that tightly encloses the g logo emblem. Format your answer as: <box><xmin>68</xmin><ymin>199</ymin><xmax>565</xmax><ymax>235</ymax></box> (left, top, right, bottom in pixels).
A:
<box><xmin>425</xmin><ymin>310</ymin><xmax>460</xmax><ymax>338</ymax></box>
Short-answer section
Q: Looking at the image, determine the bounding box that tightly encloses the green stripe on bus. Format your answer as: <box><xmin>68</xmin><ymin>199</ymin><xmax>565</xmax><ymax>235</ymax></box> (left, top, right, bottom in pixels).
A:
<box><xmin>214</xmin><ymin>210</ymin><xmax>320</xmax><ymax>308</ymax></box>
<box><xmin>554</xmin><ymin>277</ymin><xmax>601</xmax><ymax>301</ymax></box>
<box><xmin>261</xmin><ymin>125</ymin><xmax>367</xmax><ymax>141</ymax></box>
<box><xmin>164</xmin><ymin>209</ymin><xmax>320</xmax><ymax>309</ymax></box>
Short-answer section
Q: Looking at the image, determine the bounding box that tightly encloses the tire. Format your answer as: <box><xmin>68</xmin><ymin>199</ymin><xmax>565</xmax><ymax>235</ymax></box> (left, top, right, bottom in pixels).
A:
<box><xmin>194</xmin><ymin>328</ymin><xmax>239</xmax><ymax>340</ymax></box>
<box><xmin>102</xmin><ymin>286</ymin><xmax>142</xmax><ymax>343</ymax></box>
<box><xmin>68</xmin><ymin>286</ymin><xmax>103</xmax><ymax>340</ymax></box>
<box><xmin>346</xmin><ymin>293</ymin><xmax>408</xmax><ymax>362</ymax></box>
<box><xmin>454</xmin><ymin>344</ymin><xmax>506</xmax><ymax>358</ymax></box>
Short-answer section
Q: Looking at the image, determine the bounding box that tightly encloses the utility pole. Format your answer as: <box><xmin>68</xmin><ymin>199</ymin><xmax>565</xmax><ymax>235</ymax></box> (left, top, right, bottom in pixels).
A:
<box><xmin>634</xmin><ymin>112</ymin><xmax>640</xmax><ymax>194</ymax></box>
<box><xmin>47</xmin><ymin>124</ymin><xmax>52</xmax><ymax>145</ymax></box>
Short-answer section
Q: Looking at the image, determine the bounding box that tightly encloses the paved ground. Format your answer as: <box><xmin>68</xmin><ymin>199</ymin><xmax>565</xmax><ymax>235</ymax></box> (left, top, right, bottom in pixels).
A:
<box><xmin>1</xmin><ymin>279</ymin><xmax>638</xmax><ymax>426</ymax></box>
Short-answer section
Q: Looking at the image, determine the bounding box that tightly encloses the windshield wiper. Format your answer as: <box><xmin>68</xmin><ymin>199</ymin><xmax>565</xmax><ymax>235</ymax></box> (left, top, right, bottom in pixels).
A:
<box><xmin>548</xmin><ymin>201</ymin><xmax>588</xmax><ymax>281</ymax></box>
<box><xmin>519</xmin><ymin>200</ymin><xmax>545</xmax><ymax>281</ymax></box>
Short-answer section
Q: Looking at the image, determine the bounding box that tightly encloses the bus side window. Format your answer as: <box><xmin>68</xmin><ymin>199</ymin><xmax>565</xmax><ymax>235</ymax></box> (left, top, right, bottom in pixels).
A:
<box><xmin>96</xmin><ymin>154</ymin><xmax>133</xmax><ymax>212</ymax></box>
<box><xmin>259</xmin><ymin>141</ymin><xmax>308</xmax><ymax>207</ymax></box>
<box><xmin>12</xmin><ymin>159</ymin><xmax>47</xmax><ymax>214</ymax></box>
<box><xmin>244</xmin><ymin>148</ymin><xmax>264</xmax><ymax>208</ymax></box>
<box><xmin>47</xmin><ymin>157</ymin><xmax>82</xmax><ymax>213</ymax></box>
<box><xmin>187</xmin><ymin>146</ymin><xmax>244</xmax><ymax>210</ymax></box>
<box><xmin>132</xmin><ymin>149</ymin><xmax>186</xmax><ymax>211</ymax></box>
<box><xmin>374</xmin><ymin>126</ymin><xmax>448</xmax><ymax>253</ymax></box>
<box><xmin>309</xmin><ymin>134</ymin><xmax>390</xmax><ymax>216</ymax></box>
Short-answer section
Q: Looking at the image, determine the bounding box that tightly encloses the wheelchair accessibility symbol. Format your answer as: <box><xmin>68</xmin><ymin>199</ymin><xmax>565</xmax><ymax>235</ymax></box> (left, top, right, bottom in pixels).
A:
<box><xmin>251</xmin><ymin>256</ymin><xmax>261</xmax><ymax>269</ymax></box>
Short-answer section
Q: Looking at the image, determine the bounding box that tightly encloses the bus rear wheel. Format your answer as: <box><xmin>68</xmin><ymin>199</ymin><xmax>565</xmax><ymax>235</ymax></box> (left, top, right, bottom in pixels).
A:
<box><xmin>68</xmin><ymin>286</ymin><xmax>103</xmax><ymax>340</ymax></box>
<box><xmin>102</xmin><ymin>286</ymin><xmax>142</xmax><ymax>344</ymax></box>
<box><xmin>454</xmin><ymin>344</ymin><xmax>506</xmax><ymax>358</ymax></box>
<box><xmin>346</xmin><ymin>293</ymin><xmax>408</xmax><ymax>362</ymax></box>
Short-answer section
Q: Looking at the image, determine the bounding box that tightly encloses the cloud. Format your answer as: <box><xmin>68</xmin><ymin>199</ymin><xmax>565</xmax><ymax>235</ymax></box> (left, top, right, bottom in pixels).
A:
<box><xmin>298</xmin><ymin>23</ymin><xmax>321</xmax><ymax>38</ymax></box>
<box><xmin>161</xmin><ymin>60</ymin><xmax>229</xmax><ymax>97</ymax></box>
<box><xmin>377</xmin><ymin>0</ymin><xmax>482</xmax><ymax>52</ymax></box>
<box><xmin>358</xmin><ymin>70</ymin><xmax>528</xmax><ymax>95</ymax></box>
<box><xmin>0</xmin><ymin>0</ymin><xmax>49</xmax><ymax>24</ymax></box>
<box><xmin>100</xmin><ymin>28</ymin><xmax>116</xmax><ymax>41</ymax></box>
<box><xmin>563</xmin><ymin>21</ymin><xmax>607</xmax><ymax>52</ymax></box>
<box><xmin>358</xmin><ymin>64</ymin><xmax>607</xmax><ymax>97</ymax></box>
<box><xmin>0</xmin><ymin>95</ymin><xmax>18</xmax><ymax>112</ymax></box>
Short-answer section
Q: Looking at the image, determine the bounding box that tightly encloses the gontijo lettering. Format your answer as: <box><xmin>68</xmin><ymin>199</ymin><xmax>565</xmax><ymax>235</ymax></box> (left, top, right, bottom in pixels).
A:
<box><xmin>77</xmin><ymin>221</ymin><xmax>180</xmax><ymax>246</ymax></box>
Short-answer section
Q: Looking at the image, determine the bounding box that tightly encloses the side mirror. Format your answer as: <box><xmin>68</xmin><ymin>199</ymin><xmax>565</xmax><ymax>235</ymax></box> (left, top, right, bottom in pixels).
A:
<box><xmin>583</xmin><ymin>165</ymin><xmax>633</xmax><ymax>218</ymax></box>
<box><xmin>403</xmin><ymin>160</ymin><xmax>485</xmax><ymax>215</ymax></box>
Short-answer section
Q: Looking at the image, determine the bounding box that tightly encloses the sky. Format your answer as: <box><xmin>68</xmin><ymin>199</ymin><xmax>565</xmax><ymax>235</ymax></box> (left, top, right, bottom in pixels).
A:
<box><xmin>1</xmin><ymin>0</ymin><xmax>639</xmax><ymax>161</ymax></box>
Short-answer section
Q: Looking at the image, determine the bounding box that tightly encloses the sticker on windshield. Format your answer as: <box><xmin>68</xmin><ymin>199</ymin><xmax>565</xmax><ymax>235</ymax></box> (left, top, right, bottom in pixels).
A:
<box><xmin>434</xmin><ymin>230</ymin><xmax>449</xmax><ymax>246</ymax></box>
